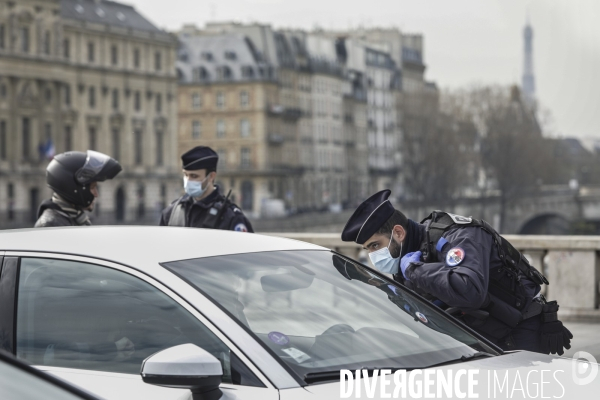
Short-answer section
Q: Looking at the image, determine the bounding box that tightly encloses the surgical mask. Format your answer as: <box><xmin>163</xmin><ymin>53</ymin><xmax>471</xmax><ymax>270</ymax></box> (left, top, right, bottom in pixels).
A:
<box><xmin>183</xmin><ymin>176</ymin><xmax>208</xmax><ymax>198</ymax></box>
<box><xmin>369</xmin><ymin>231</ymin><xmax>402</xmax><ymax>274</ymax></box>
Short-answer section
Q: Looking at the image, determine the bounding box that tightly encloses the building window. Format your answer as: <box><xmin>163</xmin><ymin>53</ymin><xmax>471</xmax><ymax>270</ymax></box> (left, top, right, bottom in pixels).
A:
<box><xmin>111</xmin><ymin>45</ymin><xmax>118</xmax><ymax>66</ymax></box>
<box><xmin>154</xmin><ymin>51</ymin><xmax>161</xmax><ymax>71</ymax></box>
<box><xmin>192</xmin><ymin>120</ymin><xmax>201</xmax><ymax>139</ymax></box>
<box><xmin>63</xmin><ymin>38</ymin><xmax>70</xmax><ymax>59</ymax></box>
<box><xmin>89</xmin><ymin>127</ymin><xmax>97</xmax><ymax>150</ymax></box>
<box><xmin>192</xmin><ymin>93</ymin><xmax>201</xmax><ymax>109</ymax></box>
<box><xmin>134</xmin><ymin>130</ymin><xmax>143</xmax><ymax>164</ymax></box>
<box><xmin>21</xmin><ymin>27</ymin><xmax>29</xmax><ymax>53</ymax></box>
<box><xmin>22</xmin><ymin>117</ymin><xmax>30</xmax><ymax>159</ymax></box>
<box><xmin>112</xmin><ymin>128</ymin><xmax>120</xmax><ymax>160</ymax></box>
<box><xmin>133</xmin><ymin>48</ymin><xmax>140</xmax><ymax>68</ymax></box>
<box><xmin>240</xmin><ymin>119</ymin><xmax>251</xmax><ymax>137</ymax></box>
<box><xmin>44</xmin><ymin>123</ymin><xmax>52</xmax><ymax>140</ymax></box>
<box><xmin>88</xmin><ymin>42</ymin><xmax>95</xmax><ymax>63</ymax></box>
<box><xmin>155</xmin><ymin>130</ymin><xmax>163</xmax><ymax>166</ymax></box>
<box><xmin>137</xmin><ymin>184</ymin><xmax>145</xmax><ymax>219</ymax></box>
<box><xmin>44</xmin><ymin>31</ymin><xmax>51</xmax><ymax>55</ymax></box>
<box><xmin>240</xmin><ymin>91</ymin><xmax>249</xmax><ymax>107</ymax></box>
<box><xmin>217</xmin><ymin>148</ymin><xmax>227</xmax><ymax>170</ymax></box>
<box><xmin>64</xmin><ymin>125</ymin><xmax>72</xmax><ymax>151</ymax></box>
<box><xmin>240</xmin><ymin>147</ymin><xmax>251</xmax><ymax>168</ymax></box>
<box><xmin>0</xmin><ymin>83</ymin><xmax>6</xmax><ymax>99</ymax></box>
<box><xmin>0</xmin><ymin>24</ymin><xmax>5</xmax><ymax>49</ymax></box>
<box><xmin>112</xmin><ymin>89</ymin><xmax>119</xmax><ymax>110</ymax></box>
<box><xmin>216</xmin><ymin>120</ymin><xmax>225</xmax><ymax>138</ymax></box>
<box><xmin>64</xmin><ymin>85</ymin><xmax>71</xmax><ymax>106</ymax></box>
<box><xmin>155</xmin><ymin>93</ymin><xmax>162</xmax><ymax>113</ymax></box>
<box><xmin>89</xmin><ymin>87</ymin><xmax>96</xmax><ymax>108</ymax></box>
<box><xmin>216</xmin><ymin>92</ymin><xmax>225</xmax><ymax>109</ymax></box>
<box><xmin>0</xmin><ymin>120</ymin><xmax>6</xmax><ymax>160</ymax></box>
<box><xmin>134</xmin><ymin>91</ymin><xmax>141</xmax><ymax>111</ymax></box>
<box><xmin>45</xmin><ymin>88</ymin><xmax>52</xmax><ymax>104</ymax></box>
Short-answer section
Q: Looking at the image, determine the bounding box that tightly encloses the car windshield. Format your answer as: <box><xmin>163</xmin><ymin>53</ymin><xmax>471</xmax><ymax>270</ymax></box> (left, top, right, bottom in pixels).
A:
<box><xmin>162</xmin><ymin>250</ymin><xmax>497</xmax><ymax>382</ymax></box>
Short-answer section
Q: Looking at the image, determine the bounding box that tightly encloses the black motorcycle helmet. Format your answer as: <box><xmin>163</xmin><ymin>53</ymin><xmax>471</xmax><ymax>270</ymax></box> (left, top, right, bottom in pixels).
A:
<box><xmin>46</xmin><ymin>150</ymin><xmax>122</xmax><ymax>208</ymax></box>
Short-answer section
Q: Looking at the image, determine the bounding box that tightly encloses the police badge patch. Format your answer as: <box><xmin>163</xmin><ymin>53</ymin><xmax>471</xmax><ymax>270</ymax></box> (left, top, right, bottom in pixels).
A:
<box><xmin>446</xmin><ymin>247</ymin><xmax>465</xmax><ymax>266</ymax></box>
<box><xmin>234</xmin><ymin>223</ymin><xmax>248</xmax><ymax>232</ymax></box>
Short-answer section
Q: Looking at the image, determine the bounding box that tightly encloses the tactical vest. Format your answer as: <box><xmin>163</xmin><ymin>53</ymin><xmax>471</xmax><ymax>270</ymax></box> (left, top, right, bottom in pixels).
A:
<box><xmin>419</xmin><ymin>211</ymin><xmax>549</xmax><ymax>340</ymax></box>
<box><xmin>168</xmin><ymin>197</ymin><xmax>233</xmax><ymax>229</ymax></box>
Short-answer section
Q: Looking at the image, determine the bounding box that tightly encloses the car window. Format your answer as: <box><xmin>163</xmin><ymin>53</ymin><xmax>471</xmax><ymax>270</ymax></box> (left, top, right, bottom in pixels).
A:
<box><xmin>15</xmin><ymin>258</ymin><xmax>262</xmax><ymax>387</ymax></box>
<box><xmin>163</xmin><ymin>251</ymin><xmax>497</xmax><ymax>381</ymax></box>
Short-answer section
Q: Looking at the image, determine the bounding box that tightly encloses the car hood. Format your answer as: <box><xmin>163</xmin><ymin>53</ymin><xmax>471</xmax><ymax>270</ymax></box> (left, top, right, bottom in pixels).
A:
<box><xmin>280</xmin><ymin>351</ymin><xmax>600</xmax><ymax>399</ymax></box>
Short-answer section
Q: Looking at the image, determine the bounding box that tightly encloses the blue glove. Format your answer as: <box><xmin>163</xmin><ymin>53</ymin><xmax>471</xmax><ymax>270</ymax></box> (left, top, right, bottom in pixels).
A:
<box><xmin>400</xmin><ymin>251</ymin><xmax>422</xmax><ymax>280</ymax></box>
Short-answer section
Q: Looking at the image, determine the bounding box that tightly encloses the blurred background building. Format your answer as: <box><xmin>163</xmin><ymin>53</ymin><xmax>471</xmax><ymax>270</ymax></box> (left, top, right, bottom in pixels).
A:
<box><xmin>0</xmin><ymin>0</ymin><xmax>179</xmax><ymax>228</ymax></box>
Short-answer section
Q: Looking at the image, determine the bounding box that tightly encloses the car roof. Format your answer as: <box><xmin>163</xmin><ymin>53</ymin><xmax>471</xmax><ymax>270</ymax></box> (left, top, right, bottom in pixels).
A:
<box><xmin>0</xmin><ymin>226</ymin><xmax>327</xmax><ymax>268</ymax></box>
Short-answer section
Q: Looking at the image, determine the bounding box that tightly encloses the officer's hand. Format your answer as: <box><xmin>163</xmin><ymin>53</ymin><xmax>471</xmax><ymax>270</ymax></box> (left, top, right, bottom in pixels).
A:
<box><xmin>540</xmin><ymin>301</ymin><xmax>573</xmax><ymax>356</ymax></box>
<box><xmin>400</xmin><ymin>251</ymin><xmax>422</xmax><ymax>281</ymax></box>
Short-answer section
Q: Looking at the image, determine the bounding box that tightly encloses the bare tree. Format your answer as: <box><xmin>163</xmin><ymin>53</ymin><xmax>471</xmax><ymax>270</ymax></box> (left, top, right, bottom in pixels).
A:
<box><xmin>400</xmin><ymin>88</ymin><xmax>478</xmax><ymax>210</ymax></box>
<box><xmin>441</xmin><ymin>85</ymin><xmax>551</xmax><ymax>231</ymax></box>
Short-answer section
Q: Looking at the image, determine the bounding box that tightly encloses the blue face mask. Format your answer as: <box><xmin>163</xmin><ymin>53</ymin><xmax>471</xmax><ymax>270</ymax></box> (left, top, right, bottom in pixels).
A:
<box><xmin>368</xmin><ymin>231</ymin><xmax>402</xmax><ymax>274</ymax></box>
<box><xmin>183</xmin><ymin>176</ymin><xmax>208</xmax><ymax>198</ymax></box>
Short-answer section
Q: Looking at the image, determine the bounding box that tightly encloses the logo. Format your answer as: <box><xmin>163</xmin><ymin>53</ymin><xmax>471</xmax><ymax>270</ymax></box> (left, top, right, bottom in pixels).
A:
<box><xmin>415</xmin><ymin>311</ymin><xmax>428</xmax><ymax>324</ymax></box>
<box><xmin>446</xmin><ymin>247</ymin><xmax>465</xmax><ymax>266</ymax></box>
<box><xmin>447</xmin><ymin>213</ymin><xmax>472</xmax><ymax>224</ymax></box>
<box><xmin>234</xmin><ymin>223</ymin><xmax>248</xmax><ymax>232</ymax></box>
<box><xmin>572</xmin><ymin>351</ymin><xmax>599</xmax><ymax>385</ymax></box>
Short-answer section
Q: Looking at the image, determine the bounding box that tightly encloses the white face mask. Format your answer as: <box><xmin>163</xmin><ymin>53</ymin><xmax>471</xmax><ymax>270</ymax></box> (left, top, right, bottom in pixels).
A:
<box><xmin>369</xmin><ymin>231</ymin><xmax>402</xmax><ymax>274</ymax></box>
<box><xmin>183</xmin><ymin>176</ymin><xmax>208</xmax><ymax>198</ymax></box>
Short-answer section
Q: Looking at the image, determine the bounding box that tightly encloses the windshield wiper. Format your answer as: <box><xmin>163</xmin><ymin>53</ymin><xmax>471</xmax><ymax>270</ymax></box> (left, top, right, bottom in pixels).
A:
<box><xmin>303</xmin><ymin>353</ymin><xmax>496</xmax><ymax>384</ymax></box>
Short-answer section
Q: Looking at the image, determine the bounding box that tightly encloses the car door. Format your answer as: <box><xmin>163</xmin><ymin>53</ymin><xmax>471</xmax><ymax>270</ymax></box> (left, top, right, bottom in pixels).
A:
<box><xmin>2</xmin><ymin>254</ymin><xmax>278</xmax><ymax>400</ymax></box>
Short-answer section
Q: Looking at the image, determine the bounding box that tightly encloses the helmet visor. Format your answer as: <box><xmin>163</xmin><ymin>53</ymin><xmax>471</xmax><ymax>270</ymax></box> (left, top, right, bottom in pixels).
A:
<box><xmin>75</xmin><ymin>150</ymin><xmax>112</xmax><ymax>185</ymax></box>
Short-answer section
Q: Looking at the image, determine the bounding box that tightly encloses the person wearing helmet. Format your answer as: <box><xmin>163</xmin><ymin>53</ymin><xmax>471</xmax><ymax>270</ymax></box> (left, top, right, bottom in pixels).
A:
<box><xmin>34</xmin><ymin>150</ymin><xmax>122</xmax><ymax>227</ymax></box>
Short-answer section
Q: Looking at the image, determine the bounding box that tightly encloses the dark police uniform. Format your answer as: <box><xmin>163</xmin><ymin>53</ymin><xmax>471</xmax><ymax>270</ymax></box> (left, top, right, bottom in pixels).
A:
<box><xmin>159</xmin><ymin>145</ymin><xmax>254</xmax><ymax>232</ymax></box>
<box><xmin>159</xmin><ymin>185</ymin><xmax>254</xmax><ymax>232</ymax></box>
<box><xmin>341</xmin><ymin>190</ymin><xmax>572</xmax><ymax>355</ymax></box>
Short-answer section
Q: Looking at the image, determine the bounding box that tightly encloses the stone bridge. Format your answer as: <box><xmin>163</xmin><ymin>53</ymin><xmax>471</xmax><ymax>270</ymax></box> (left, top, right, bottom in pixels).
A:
<box><xmin>254</xmin><ymin>185</ymin><xmax>600</xmax><ymax>235</ymax></box>
<box><xmin>396</xmin><ymin>185</ymin><xmax>600</xmax><ymax>235</ymax></box>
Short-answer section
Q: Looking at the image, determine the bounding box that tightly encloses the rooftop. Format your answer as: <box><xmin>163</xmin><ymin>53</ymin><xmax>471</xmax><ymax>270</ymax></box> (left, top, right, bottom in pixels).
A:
<box><xmin>60</xmin><ymin>0</ymin><xmax>167</xmax><ymax>36</ymax></box>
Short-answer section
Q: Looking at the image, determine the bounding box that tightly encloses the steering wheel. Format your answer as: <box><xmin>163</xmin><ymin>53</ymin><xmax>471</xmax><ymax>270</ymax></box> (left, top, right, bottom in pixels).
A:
<box><xmin>320</xmin><ymin>323</ymin><xmax>356</xmax><ymax>336</ymax></box>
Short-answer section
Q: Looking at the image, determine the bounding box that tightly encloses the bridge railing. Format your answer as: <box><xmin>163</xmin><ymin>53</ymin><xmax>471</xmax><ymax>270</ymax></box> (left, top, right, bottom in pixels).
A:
<box><xmin>266</xmin><ymin>233</ymin><xmax>600</xmax><ymax>322</ymax></box>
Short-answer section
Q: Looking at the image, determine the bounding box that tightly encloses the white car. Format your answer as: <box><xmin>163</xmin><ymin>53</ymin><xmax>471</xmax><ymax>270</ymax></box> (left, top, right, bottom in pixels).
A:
<box><xmin>0</xmin><ymin>227</ymin><xmax>597</xmax><ymax>399</ymax></box>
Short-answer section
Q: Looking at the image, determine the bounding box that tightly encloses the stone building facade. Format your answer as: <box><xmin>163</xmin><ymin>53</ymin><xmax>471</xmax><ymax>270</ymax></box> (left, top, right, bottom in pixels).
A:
<box><xmin>0</xmin><ymin>0</ymin><xmax>179</xmax><ymax>228</ymax></box>
<box><xmin>177</xmin><ymin>24</ymin><xmax>370</xmax><ymax>216</ymax></box>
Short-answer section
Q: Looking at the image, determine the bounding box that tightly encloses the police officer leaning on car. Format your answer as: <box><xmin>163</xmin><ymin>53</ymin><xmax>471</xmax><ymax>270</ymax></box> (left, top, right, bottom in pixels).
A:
<box><xmin>35</xmin><ymin>150</ymin><xmax>122</xmax><ymax>228</ymax></box>
<box><xmin>160</xmin><ymin>146</ymin><xmax>254</xmax><ymax>232</ymax></box>
<box><xmin>341</xmin><ymin>189</ymin><xmax>572</xmax><ymax>355</ymax></box>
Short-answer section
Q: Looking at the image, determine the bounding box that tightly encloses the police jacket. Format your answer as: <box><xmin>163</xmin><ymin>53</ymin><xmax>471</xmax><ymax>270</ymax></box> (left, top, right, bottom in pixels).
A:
<box><xmin>159</xmin><ymin>186</ymin><xmax>254</xmax><ymax>232</ymax></box>
<box><xmin>34</xmin><ymin>196</ymin><xmax>92</xmax><ymax>228</ymax></box>
<box><xmin>397</xmin><ymin>217</ymin><xmax>541</xmax><ymax>341</ymax></box>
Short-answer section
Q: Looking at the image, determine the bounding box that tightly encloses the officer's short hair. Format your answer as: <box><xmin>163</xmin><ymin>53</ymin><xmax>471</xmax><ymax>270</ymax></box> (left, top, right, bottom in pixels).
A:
<box><xmin>376</xmin><ymin>209</ymin><xmax>408</xmax><ymax>235</ymax></box>
<box><xmin>206</xmin><ymin>167</ymin><xmax>216</xmax><ymax>175</ymax></box>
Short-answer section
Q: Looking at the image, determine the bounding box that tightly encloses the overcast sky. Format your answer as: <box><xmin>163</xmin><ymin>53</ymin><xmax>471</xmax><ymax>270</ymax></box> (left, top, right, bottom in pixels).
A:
<box><xmin>127</xmin><ymin>0</ymin><xmax>600</xmax><ymax>139</ymax></box>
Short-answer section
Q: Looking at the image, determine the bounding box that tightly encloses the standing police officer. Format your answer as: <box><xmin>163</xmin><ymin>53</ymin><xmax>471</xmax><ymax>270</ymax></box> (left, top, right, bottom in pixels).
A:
<box><xmin>160</xmin><ymin>146</ymin><xmax>254</xmax><ymax>232</ymax></box>
<box><xmin>35</xmin><ymin>150</ymin><xmax>122</xmax><ymax>227</ymax></box>
<box><xmin>341</xmin><ymin>190</ymin><xmax>572</xmax><ymax>355</ymax></box>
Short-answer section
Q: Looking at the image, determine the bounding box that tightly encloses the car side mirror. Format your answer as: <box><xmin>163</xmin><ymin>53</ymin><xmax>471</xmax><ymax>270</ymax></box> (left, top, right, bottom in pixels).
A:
<box><xmin>141</xmin><ymin>344</ymin><xmax>223</xmax><ymax>400</ymax></box>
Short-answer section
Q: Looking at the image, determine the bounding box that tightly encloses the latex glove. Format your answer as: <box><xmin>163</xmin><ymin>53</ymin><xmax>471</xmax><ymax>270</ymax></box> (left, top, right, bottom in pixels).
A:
<box><xmin>400</xmin><ymin>251</ymin><xmax>422</xmax><ymax>281</ymax></box>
